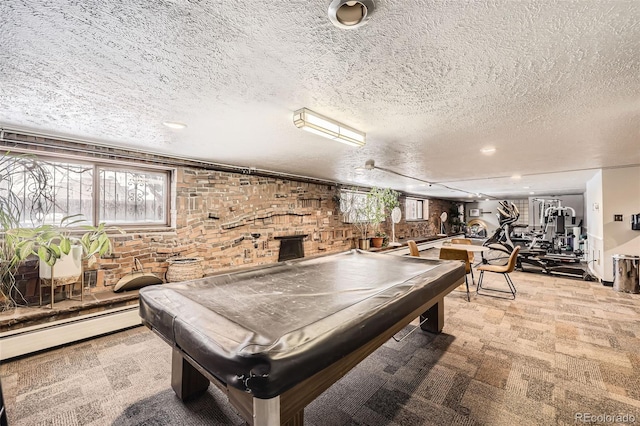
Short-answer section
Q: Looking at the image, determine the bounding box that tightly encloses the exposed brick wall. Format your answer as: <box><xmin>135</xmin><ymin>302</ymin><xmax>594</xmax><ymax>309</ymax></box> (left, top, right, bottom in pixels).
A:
<box><xmin>99</xmin><ymin>175</ymin><xmax>456</xmax><ymax>289</ymax></box>
<box><xmin>98</xmin><ymin>168</ymin><xmax>356</xmax><ymax>287</ymax></box>
<box><xmin>378</xmin><ymin>197</ymin><xmax>455</xmax><ymax>240</ymax></box>
<box><xmin>2</xmin><ymin>134</ymin><xmax>456</xmax><ymax>297</ymax></box>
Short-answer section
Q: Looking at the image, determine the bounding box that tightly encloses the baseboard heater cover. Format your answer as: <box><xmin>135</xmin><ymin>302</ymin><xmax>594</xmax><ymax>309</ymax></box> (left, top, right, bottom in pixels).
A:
<box><xmin>0</xmin><ymin>305</ymin><xmax>142</xmax><ymax>361</ymax></box>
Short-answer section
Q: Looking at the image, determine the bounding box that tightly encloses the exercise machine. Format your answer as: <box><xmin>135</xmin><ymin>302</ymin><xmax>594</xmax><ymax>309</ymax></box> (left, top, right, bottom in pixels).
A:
<box><xmin>516</xmin><ymin>198</ymin><xmax>594</xmax><ymax>280</ymax></box>
<box><xmin>482</xmin><ymin>200</ymin><xmax>520</xmax><ymax>265</ymax></box>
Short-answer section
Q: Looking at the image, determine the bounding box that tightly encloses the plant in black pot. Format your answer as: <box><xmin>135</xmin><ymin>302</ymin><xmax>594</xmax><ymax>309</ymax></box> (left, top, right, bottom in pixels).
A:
<box><xmin>448</xmin><ymin>204</ymin><xmax>464</xmax><ymax>234</ymax></box>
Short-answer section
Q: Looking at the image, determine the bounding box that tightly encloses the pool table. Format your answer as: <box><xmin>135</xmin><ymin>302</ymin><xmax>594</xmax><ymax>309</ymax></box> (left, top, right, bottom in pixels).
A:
<box><xmin>139</xmin><ymin>249</ymin><xmax>465</xmax><ymax>426</ymax></box>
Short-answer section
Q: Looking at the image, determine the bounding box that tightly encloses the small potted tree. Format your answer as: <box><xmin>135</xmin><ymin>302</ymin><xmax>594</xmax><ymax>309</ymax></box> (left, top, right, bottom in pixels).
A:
<box><xmin>368</xmin><ymin>187</ymin><xmax>399</xmax><ymax>248</ymax></box>
<box><xmin>352</xmin><ymin>193</ymin><xmax>377</xmax><ymax>250</ymax></box>
<box><xmin>338</xmin><ymin>188</ymin><xmax>374</xmax><ymax>250</ymax></box>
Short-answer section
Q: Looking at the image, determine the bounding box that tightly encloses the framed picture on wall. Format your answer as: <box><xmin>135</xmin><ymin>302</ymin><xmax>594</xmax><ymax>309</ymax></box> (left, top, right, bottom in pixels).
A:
<box><xmin>469</xmin><ymin>208</ymin><xmax>480</xmax><ymax>217</ymax></box>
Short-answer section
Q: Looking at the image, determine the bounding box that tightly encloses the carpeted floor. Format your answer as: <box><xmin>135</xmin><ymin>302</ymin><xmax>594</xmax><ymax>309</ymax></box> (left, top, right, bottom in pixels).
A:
<box><xmin>1</xmin><ymin>269</ymin><xmax>640</xmax><ymax>426</ymax></box>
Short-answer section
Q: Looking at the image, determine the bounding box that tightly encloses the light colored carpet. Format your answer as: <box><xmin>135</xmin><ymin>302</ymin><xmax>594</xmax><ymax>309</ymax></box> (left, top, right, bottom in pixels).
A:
<box><xmin>2</xmin><ymin>270</ymin><xmax>640</xmax><ymax>425</ymax></box>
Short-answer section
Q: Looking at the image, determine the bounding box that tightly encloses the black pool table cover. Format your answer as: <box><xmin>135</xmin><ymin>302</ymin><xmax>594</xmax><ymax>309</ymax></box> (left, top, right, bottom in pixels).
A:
<box><xmin>139</xmin><ymin>249</ymin><xmax>465</xmax><ymax>399</ymax></box>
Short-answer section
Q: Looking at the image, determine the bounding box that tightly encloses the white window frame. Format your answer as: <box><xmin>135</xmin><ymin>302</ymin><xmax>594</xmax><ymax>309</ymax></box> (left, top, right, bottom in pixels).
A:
<box><xmin>405</xmin><ymin>197</ymin><xmax>429</xmax><ymax>221</ymax></box>
<box><xmin>2</xmin><ymin>154</ymin><xmax>172</xmax><ymax>229</ymax></box>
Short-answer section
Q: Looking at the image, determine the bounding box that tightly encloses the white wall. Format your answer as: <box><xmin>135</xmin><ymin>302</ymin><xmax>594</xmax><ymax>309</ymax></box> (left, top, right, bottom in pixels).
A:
<box><xmin>585</xmin><ymin>170</ymin><xmax>604</xmax><ymax>279</ymax></box>
<box><xmin>465</xmin><ymin>200</ymin><xmax>503</xmax><ymax>235</ymax></box>
<box><xmin>601</xmin><ymin>166</ymin><xmax>640</xmax><ymax>282</ymax></box>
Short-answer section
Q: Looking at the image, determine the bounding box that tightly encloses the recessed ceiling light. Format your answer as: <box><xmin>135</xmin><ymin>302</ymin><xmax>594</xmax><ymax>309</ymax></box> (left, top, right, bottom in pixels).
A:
<box><xmin>529</xmin><ymin>191</ymin><xmax>535</xmax><ymax>195</ymax></box>
<box><xmin>523</xmin><ymin>186</ymin><xmax>530</xmax><ymax>189</ymax></box>
<box><xmin>511</xmin><ymin>174</ymin><xmax>521</xmax><ymax>179</ymax></box>
<box><xmin>480</xmin><ymin>147</ymin><xmax>496</xmax><ymax>155</ymax></box>
<box><xmin>163</xmin><ymin>121</ymin><xmax>187</xmax><ymax>130</ymax></box>
<box><xmin>485</xmin><ymin>198</ymin><xmax>490</xmax><ymax>201</ymax></box>
<box><xmin>328</xmin><ymin>0</ymin><xmax>375</xmax><ymax>29</ymax></box>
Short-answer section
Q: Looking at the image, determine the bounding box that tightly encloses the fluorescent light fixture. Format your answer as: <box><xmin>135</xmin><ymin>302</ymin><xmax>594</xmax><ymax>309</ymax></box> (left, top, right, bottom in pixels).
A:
<box><xmin>163</xmin><ymin>121</ymin><xmax>187</xmax><ymax>129</ymax></box>
<box><xmin>480</xmin><ymin>147</ymin><xmax>496</xmax><ymax>155</ymax></box>
<box><xmin>293</xmin><ymin>108</ymin><xmax>365</xmax><ymax>147</ymax></box>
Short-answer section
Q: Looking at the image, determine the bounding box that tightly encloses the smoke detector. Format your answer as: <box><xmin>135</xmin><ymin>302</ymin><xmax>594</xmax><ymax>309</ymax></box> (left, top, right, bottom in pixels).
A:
<box><xmin>328</xmin><ymin>0</ymin><xmax>375</xmax><ymax>29</ymax></box>
<box><xmin>364</xmin><ymin>159</ymin><xmax>376</xmax><ymax>170</ymax></box>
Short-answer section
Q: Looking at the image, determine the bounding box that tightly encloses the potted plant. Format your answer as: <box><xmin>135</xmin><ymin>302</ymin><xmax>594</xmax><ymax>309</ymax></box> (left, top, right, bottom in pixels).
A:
<box><xmin>352</xmin><ymin>193</ymin><xmax>377</xmax><ymax>250</ymax></box>
<box><xmin>7</xmin><ymin>215</ymin><xmax>119</xmax><ymax>305</ymax></box>
<box><xmin>368</xmin><ymin>187</ymin><xmax>399</xmax><ymax>248</ymax></box>
<box><xmin>1</xmin><ymin>153</ymin><xmax>124</xmax><ymax>310</ymax></box>
<box><xmin>338</xmin><ymin>188</ymin><xmax>374</xmax><ymax>250</ymax></box>
<box><xmin>10</xmin><ymin>216</ymin><xmax>116</xmax><ymax>268</ymax></box>
<box><xmin>448</xmin><ymin>204</ymin><xmax>464</xmax><ymax>234</ymax></box>
<box><xmin>1</xmin><ymin>153</ymin><xmax>53</xmax><ymax>310</ymax></box>
<box><xmin>373</xmin><ymin>230</ymin><xmax>389</xmax><ymax>248</ymax></box>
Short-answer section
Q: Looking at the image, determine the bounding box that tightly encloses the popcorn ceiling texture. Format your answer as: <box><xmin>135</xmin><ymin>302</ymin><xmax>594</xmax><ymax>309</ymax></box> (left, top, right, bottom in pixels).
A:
<box><xmin>1</xmin><ymin>1</ymin><xmax>639</xmax><ymax>198</ymax></box>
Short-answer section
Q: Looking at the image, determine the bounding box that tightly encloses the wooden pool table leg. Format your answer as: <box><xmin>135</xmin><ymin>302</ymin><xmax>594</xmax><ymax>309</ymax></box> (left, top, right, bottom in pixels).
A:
<box><xmin>419</xmin><ymin>297</ymin><xmax>444</xmax><ymax>333</ymax></box>
<box><xmin>171</xmin><ymin>348</ymin><xmax>209</xmax><ymax>401</ymax></box>
<box><xmin>252</xmin><ymin>396</ymin><xmax>281</xmax><ymax>426</ymax></box>
<box><xmin>228</xmin><ymin>386</ymin><xmax>304</xmax><ymax>426</ymax></box>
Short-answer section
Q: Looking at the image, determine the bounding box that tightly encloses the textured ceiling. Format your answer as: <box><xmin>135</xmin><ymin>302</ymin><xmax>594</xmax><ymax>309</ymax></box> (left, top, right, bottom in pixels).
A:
<box><xmin>1</xmin><ymin>0</ymin><xmax>639</xmax><ymax>200</ymax></box>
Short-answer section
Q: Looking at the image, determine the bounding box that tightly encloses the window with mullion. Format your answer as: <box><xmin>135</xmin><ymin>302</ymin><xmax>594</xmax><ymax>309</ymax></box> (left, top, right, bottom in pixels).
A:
<box><xmin>405</xmin><ymin>198</ymin><xmax>428</xmax><ymax>221</ymax></box>
<box><xmin>1</xmin><ymin>155</ymin><xmax>169</xmax><ymax>228</ymax></box>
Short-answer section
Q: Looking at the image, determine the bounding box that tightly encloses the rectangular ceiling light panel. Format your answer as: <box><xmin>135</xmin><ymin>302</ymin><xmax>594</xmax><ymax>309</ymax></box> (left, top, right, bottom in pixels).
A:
<box><xmin>293</xmin><ymin>108</ymin><xmax>366</xmax><ymax>147</ymax></box>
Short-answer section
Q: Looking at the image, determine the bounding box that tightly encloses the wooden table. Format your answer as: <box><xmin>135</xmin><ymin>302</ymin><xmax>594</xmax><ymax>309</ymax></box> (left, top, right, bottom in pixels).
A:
<box><xmin>436</xmin><ymin>243</ymin><xmax>490</xmax><ymax>253</ymax></box>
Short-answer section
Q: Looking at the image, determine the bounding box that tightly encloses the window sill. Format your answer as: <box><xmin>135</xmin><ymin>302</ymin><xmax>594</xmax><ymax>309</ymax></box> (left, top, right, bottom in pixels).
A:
<box><xmin>108</xmin><ymin>227</ymin><xmax>177</xmax><ymax>236</ymax></box>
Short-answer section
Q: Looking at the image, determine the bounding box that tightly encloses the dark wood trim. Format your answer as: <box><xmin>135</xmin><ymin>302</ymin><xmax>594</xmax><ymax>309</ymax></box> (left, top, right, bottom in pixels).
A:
<box><xmin>171</xmin><ymin>348</ymin><xmax>210</xmax><ymax>401</ymax></box>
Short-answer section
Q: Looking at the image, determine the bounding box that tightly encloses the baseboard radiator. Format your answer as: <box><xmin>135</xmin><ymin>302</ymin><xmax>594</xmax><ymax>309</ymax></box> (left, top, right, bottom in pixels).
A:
<box><xmin>0</xmin><ymin>305</ymin><xmax>141</xmax><ymax>361</ymax></box>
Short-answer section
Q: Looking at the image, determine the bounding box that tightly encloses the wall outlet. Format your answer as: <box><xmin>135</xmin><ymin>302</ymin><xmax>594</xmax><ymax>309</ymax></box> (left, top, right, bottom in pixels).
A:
<box><xmin>614</xmin><ymin>214</ymin><xmax>623</xmax><ymax>221</ymax></box>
